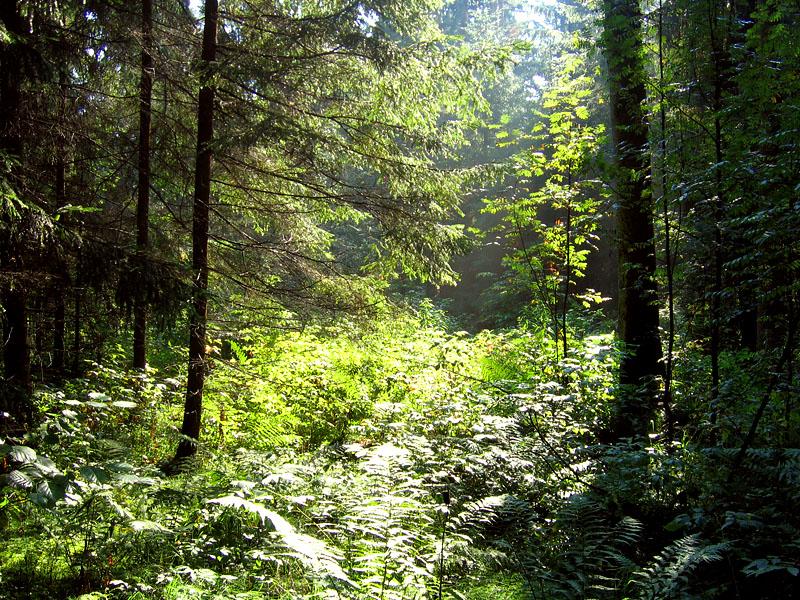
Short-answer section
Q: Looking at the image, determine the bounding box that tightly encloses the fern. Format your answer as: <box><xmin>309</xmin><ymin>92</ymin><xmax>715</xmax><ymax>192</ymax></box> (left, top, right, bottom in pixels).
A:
<box><xmin>207</xmin><ymin>494</ymin><xmax>356</xmax><ymax>591</ymax></box>
<box><xmin>450</xmin><ymin>495</ymin><xmax>514</xmax><ymax>534</ymax></box>
<box><xmin>629</xmin><ymin>535</ymin><xmax>726</xmax><ymax>600</ymax></box>
<box><xmin>516</xmin><ymin>496</ymin><xmax>642</xmax><ymax>600</ymax></box>
<box><xmin>245</xmin><ymin>413</ymin><xmax>300</xmax><ymax>449</ymax></box>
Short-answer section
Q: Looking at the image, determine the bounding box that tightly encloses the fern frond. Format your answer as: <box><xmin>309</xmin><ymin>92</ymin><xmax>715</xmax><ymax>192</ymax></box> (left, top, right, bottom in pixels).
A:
<box><xmin>522</xmin><ymin>496</ymin><xmax>643</xmax><ymax>600</ymax></box>
<box><xmin>629</xmin><ymin>535</ymin><xmax>727</xmax><ymax>600</ymax></box>
<box><xmin>452</xmin><ymin>495</ymin><xmax>511</xmax><ymax>532</ymax></box>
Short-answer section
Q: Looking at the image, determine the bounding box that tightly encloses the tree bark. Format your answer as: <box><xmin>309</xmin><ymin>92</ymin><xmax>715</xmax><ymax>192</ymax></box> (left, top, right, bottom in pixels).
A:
<box><xmin>53</xmin><ymin>292</ymin><xmax>66</xmax><ymax>372</ymax></box>
<box><xmin>2</xmin><ymin>288</ymin><xmax>33</xmax><ymax>428</ymax></box>
<box><xmin>0</xmin><ymin>1</ymin><xmax>33</xmax><ymax>430</ymax></box>
<box><xmin>561</xmin><ymin>168</ymin><xmax>572</xmax><ymax>360</ymax></box>
<box><xmin>72</xmin><ymin>250</ymin><xmax>82</xmax><ymax>376</ymax></box>
<box><xmin>176</xmin><ymin>0</ymin><xmax>218</xmax><ymax>460</ymax></box>
<box><xmin>602</xmin><ymin>0</ymin><xmax>663</xmax><ymax>439</ymax></box>
<box><xmin>134</xmin><ymin>0</ymin><xmax>154</xmax><ymax>370</ymax></box>
<box><xmin>52</xmin><ymin>68</ymin><xmax>68</xmax><ymax>375</ymax></box>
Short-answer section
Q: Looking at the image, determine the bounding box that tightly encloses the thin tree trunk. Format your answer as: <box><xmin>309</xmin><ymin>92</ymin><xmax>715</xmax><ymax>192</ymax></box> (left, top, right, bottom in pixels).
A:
<box><xmin>53</xmin><ymin>293</ymin><xmax>65</xmax><ymax>373</ymax></box>
<box><xmin>602</xmin><ymin>0</ymin><xmax>663</xmax><ymax>439</ymax></box>
<box><xmin>729</xmin><ymin>314</ymin><xmax>796</xmax><ymax>479</ymax></box>
<box><xmin>53</xmin><ymin>69</ymin><xmax>68</xmax><ymax>374</ymax></box>
<box><xmin>707</xmin><ymin>0</ymin><xmax>725</xmax><ymax>434</ymax></box>
<box><xmin>176</xmin><ymin>0</ymin><xmax>218</xmax><ymax>460</ymax></box>
<box><xmin>561</xmin><ymin>167</ymin><xmax>572</xmax><ymax>360</ymax></box>
<box><xmin>72</xmin><ymin>249</ymin><xmax>82</xmax><ymax>376</ymax></box>
<box><xmin>658</xmin><ymin>0</ymin><xmax>675</xmax><ymax>439</ymax></box>
<box><xmin>33</xmin><ymin>296</ymin><xmax>44</xmax><ymax>370</ymax></box>
<box><xmin>52</xmin><ymin>168</ymin><xmax>67</xmax><ymax>375</ymax></box>
<box><xmin>134</xmin><ymin>0</ymin><xmax>153</xmax><ymax>369</ymax></box>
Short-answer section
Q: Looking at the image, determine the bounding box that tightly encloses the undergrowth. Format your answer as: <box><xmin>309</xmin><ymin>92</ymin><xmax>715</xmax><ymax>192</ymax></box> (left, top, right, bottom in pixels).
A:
<box><xmin>2</xmin><ymin>306</ymin><xmax>799</xmax><ymax>599</ymax></box>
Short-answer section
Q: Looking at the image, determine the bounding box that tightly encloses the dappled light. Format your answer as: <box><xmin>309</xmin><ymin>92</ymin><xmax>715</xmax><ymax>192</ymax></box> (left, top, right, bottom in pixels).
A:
<box><xmin>1</xmin><ymin>0</ymin><xmax>799</xmax><ymax>599</ymax></box>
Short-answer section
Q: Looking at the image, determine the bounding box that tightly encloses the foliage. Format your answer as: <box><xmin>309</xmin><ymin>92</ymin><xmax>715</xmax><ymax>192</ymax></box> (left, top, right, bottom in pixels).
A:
<box><xmin>484</xmin><ymin>36</ymin><xmax>608</xmax><ymax>355</ymax></box>
<box><xmin>2</xmin><ymin>2</ymin><xmax>800</xmax><ymax>600</ymax></box>
<box><xmin>3</xmin><ymin>301</ymin><xmax>800</xmax><ymax>599</ymax></box>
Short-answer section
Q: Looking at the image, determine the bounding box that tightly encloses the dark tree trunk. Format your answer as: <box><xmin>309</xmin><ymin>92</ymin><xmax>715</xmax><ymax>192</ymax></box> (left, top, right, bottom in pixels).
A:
<box><xmin>53</xmin><ymin>69</ymin><xmax>68</xmax><ymax>375</ymax></box>
<box><xmin>707</xmin><ymin>0</ymin><xmax>724</xmax><ymax>431</ymax></box>
<box><xmin>2</xmin><ymin>291</ymin><xmax>30</xmax><ymax>384</ymax></box>
<box><xmin>72</xmin><ymin>251</ymin><xmax>82</xmax><ymax>376</ymax></box>
<box><xmin>33</xmin><ymin>296</ymin><xmax>44</xmax><ymax>362</ymax></box>
<box><xmin>0</xmin><ymin>4</ymin><xmax>25</xmax><ymax>152</ymax></box>
<box><xmin>176</xmin><ymin>0</ymin><xmax>218</xmax><ymax>460</ymax></box>
<box><xmin>53</xmin><ymin>292</ymin><xmax>66</xmax><ymax>372</ymax></box>
<box><xmin>602</xmin><ymin>0</ymin><xmax>663</xmax><ymax>439</ymax></box>
<box><xmin>0</xmin><ymin>1</ymin><xmax>33</xmax><ymax>430</ymax></box>
<box><xmin>134</xmin><ymin>0</ymin><xmax>153</xmax><ymax>370</ymax></box>
<box><xmin>658</xmin><ymin>0</ymin><xmax>675</xmax><ymax>439</ymax></box>
<box><xmin>561</xmin><ymin>168</ymin><xmax>572</xmax><ymax>359</ymax></box>
<box><xmin>2</xmin><ymin>288</ymin><xmax>33</xmax><ymax>428</ymax></box>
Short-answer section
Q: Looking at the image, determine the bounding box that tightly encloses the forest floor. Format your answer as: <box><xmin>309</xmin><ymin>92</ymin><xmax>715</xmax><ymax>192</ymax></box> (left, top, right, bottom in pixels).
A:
<box><xmin>1</xmin><ymin>307</ymin><xmax>799</xmax><ymax>599</ymax></box>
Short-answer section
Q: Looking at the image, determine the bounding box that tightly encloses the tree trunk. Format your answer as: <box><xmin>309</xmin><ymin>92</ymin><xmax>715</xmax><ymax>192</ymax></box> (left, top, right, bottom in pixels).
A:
<box><xmin>176</xmin><ymin>0</ymin><xmax>218</xmax><ymax>460</ymax></box>
<box><xmin>52</xmin><ymin>69</ymin><xmax>68</xmax><ymax>375</ymax></box>
<box><xmin>561</xmin><ymin>168</ymin><xmax>572</xmax><ymax>359</ymax></box>
<box><xmin>2</xmin><ymin>288</ymin><xmax>33</xmax><ymax>426</ymax></box>
<box><xmin>134</xmin><ymin>0</ymin><xmax>153</xmax><ymax>370</ymax></box>
<box><xmin>53</xmin><ymin>292</ymin><xmax>66</xmax><ymax>372</ymax></box>
<box><xmin>602</xmin><ymin>0</ymin><xmax>663</xmax><ymax>439</ymax></box>
<box><xmin>658</xmin><ymin>0</ymin><xmax>675</xmax><ymax>440</ymax></box>
<box><xmin>72</xmin><ymin>247</ymin><xmax>83</xmax><ymax>376</ymax></box>
<box><xmin>0</xmin><ymin>1</ymin><xmax>33</xmax><ymax>430</ymax></box>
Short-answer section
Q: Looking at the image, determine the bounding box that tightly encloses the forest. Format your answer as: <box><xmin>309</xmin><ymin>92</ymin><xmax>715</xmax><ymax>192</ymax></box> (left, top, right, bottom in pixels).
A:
<box><xmin>1</xmin><ymin>0</ymin><xmax>798</xmax><ymax>598</ymax></box>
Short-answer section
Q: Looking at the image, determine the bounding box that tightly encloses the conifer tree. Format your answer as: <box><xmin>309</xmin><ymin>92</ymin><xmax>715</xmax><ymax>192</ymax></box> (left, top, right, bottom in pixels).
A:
<box><xmin>133</xmin><ymin>0</ymin><xmax>154</xmax><ymax>370</ymax></box>
<box><xmin>601</xmin><ymin>0</ymin><xmax>662</xmax><ymax>438</ymax></box>
<box><xmin>176</xmin><ymin>0</ymin><xmax>218</xmax><ymax>459</ymax></box>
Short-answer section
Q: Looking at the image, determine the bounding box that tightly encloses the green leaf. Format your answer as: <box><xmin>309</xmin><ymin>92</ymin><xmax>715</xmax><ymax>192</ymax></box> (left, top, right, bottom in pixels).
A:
<box><xmin>112</xmin><ymin>401</ymin><xmax>138</xmax><ymax>409</ymax></box>
<box><xmin>209</xmin><ymin>495</ymin><xmax>271</xmax><ymax>525</ymax></box>
<box><xmin>79</xmin><ymin>466</ymin><xmax>111</xmax><ymax>484</ymax></box>
<box><xmin>7</xmin><ymin>469</ymin><xmax>33</xmax><ymax>489</ymax></box>
<box><xmin>130</xmin><ymin>519</ymin><xmax>172</xmax><ymax>533</ymax></box>
<box><xmin>56</xmin><ymin>204</ymin><xmax>100</xmax><ymax>215</ymax></box>
<box><xmin>33</xmin><ymin>475</ymin><xmax>69</xmax><ymax>505</ymax></box>
<box><xmin>114</xmin><ymin>473</ymin><xmax>157</xmax><ymax>485</ymax></box>
<box><xmin>9</xmin><ymin>445</ymin><xmax>36</xmax><ymax>463</ymax></box>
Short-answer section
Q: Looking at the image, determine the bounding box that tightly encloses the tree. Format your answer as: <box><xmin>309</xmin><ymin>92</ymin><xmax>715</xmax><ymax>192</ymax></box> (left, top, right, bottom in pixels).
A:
<box><xmin>0</xmin><ymin>0</ymin><xmax>45</xmax><ymax>429</ymax></box>
<box><xmin>167</xmin><ymin>0</ymin><xmax>495</xmax><ymax>457</ymax></box>
<box><xmin>133</xmin><ymin>0</ymin><xmax>153</xmax><ymax>369</ymax></box>
<box><xmin>176</xmin><ymin>0</ymin><xmax>218</xmax><ymax>460</ymax></box>
<box><xmin>485</xmin><ymin>47</ymin><xmax>608</xmax><ymax>359</ymax></box>
<box><xmin>435</xmin><ymin>0</ymin><xmax>595</xmax><ymax>327</ymax></box>
<box><xmin>601</xmin><ymin>0</ymin><xmax>662</xmax><ymax>439</ymax></box>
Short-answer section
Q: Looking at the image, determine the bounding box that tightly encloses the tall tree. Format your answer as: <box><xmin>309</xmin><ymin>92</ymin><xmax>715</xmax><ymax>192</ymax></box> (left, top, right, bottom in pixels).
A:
<box><xmin>52</xmin><ymin>68</ymin><xmax>68</xmax><ymax>375</ymax></box>
<box><xmin>166</xmin><ymin>0</ymin><xmax>494</xmax><ymax>457</ymax></box>
<box><xmin>485</xmin><ymin>47</ymin><xmax>608</xmax><ymax>360</ymax></box>
<box><xmin>601</xmin><ymin>0</ymin><xmax>662</xmax><ymax>438</ymax></box>
<box><xmin>176</xmin><ymin>0</ymin><xmax>218</xmax><ymax>459</ymax></box>
<box><xmin>133</xmin><ymin>0</ymin><xmax>154</xmax><ymax>369</ymax></box>
<box><xmin>0</xmin><ymin>1</ymin><xmax>37</xmax><ymax>429</ymax></box>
